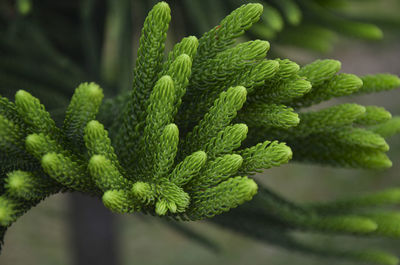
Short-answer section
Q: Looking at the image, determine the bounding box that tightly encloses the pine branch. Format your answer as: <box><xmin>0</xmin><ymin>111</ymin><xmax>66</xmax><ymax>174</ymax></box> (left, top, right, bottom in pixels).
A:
<box><xmin>0</xmin><ymin>2</ymin><xmax>400</xmax><ymax>263</ymax></box>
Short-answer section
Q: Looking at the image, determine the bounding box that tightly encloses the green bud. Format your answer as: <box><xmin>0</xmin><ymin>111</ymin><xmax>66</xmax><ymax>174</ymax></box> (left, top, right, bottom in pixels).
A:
<box><xmin>170</xmin><ymin>151</ymin><xmax>207</xmax><ymax>186</ymax></box>
<box><xmin>205</xmin><ymin>124</ymin><xmax>248</xmax><ymax>158</ymax></box>
<box><xmin>155</xmin><ymin>200</ymin><xmax>168</xmax><ymax>216</ymax></box>
<box><xmin>299</xmin><ymin>59</ymin><xmax>341</xmax><ymax>86</ymax></box>
<box><xmin>25</xmin><ymin>133</ymin><xmax>64</xmax><ymax>159</ymax></box>
<box><xmin>131</xmin><ymin>181</ymin><xmax>155</xmax><ymax>204</ymax></box>
<box><xmin>102</xmin><ymin>190</ymin><xmax>137</xmax><ymax>214</ymax></box>
<box><xmin>238</xmin><ymin>141</ymin><xmax>292</xmax><ymax>174</ymax></box>
<box><xmin>188</xmin><ymin>177</ymin><xmax>258</xmax><ymax>220</ymax></box>
<box><xmin>15</xmin><ymin>90</ymin><xmax>59</xmax><ymax>137</ymax></box>
<box><xmin>360</xmin><ymin>74</ymin><xmax>400</xmax><ymax>94</ymax></box>
<box><xmin>275</xmin><ymin>59</ymin><xmax>300</xmax><ymax>79</ymax></box>
<box><xmin>63</xmin><ymin>82</ymin><xmax>103</xmax><ymax>149</ymax></box>
<box><xmin>88</xmin><ymin>155</ymin><xmax>130</xmax><ymax>191</ymax></box>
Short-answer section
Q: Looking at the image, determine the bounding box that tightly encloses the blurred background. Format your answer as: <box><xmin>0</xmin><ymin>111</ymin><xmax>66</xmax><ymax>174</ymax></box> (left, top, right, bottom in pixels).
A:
<box><xmin>0</xmin><ymin>0</ymin><xmax>400</xmax><ymax>264</ymax></box>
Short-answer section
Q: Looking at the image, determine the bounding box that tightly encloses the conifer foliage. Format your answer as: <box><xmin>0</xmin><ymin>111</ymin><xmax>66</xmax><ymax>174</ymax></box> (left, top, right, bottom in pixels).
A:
<box><xmin>1</xmin><ymin>2</ymin><xmax>400</xmax><ymax>264</ymax></box>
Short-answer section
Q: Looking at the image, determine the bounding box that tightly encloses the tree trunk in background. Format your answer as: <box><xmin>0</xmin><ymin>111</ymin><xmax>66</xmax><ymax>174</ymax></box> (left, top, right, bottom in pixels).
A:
<box><xmin>69</xmin><ymin>193</ymin><xmax>120</xmax><ymax>265</ymax></box>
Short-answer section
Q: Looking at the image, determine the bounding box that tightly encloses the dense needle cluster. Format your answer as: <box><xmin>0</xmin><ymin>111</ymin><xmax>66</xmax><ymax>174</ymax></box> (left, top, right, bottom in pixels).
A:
<box><xmin>1</xmin><ymin>2</ymin><xmax>400</xmax><ymax>264</ymax></box>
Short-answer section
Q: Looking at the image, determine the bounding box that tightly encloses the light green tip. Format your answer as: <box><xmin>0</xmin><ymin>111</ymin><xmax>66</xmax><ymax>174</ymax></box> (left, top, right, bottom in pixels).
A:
<box><xmin>262</xmin><ymin>41</ymin><xmax>270</xmax><ymax>52</ymax></box>
<box><xmin>366</xmin><ymin>152</ymin><xmax>392</xmax><ymax>169</ymax></box>
<box><xmin>268</xmin><ymin>60</ymin><xmax>280</xmax><ymax>72</ymax></box>
<box><xmin>292</xmin><ymin>114</ymin><xmax>300</xmax><ymax>126</ymax></box>
<box><xmin>227</xmin><ymin>86</ymin><xmax>247</xmax><ymax>108</ymax></box>
<box><xmin>244</xmin><ymin>178</ymin><xmax>258</xmax><ymax>197</ymax></box>
<box><xmin>131</xmin><ymin>182</ymin><xmax>152</xmax><ymax>197</ymax></box>
<box><xmin>348</xmin><ymin>75</ymin><xmax>363</xmax><ymax>89</ymax></box>
<box><xmin>157</xmin><ymin>75</ymin><xmax>174</xmax><ymax>94</ymax></box>
<box><xmin>230</xmin><ymin>154</ymin><xmax>244</xmax><ymax>166</ymax></box>
<box><xmin>247</xmin><ymin>3</ymin><xmax>264</xmax><ymax>16</ymax></box>
<box><xmin>15</xmin><ymin>89</ymin><xmax>31</xmax><ymax>100</ymax></box>
<box><xmin>41</xmin><ymin>153</ymin><xmax>58</xmax><ymax>167</ymax></box>
<box><xmin>175</xmin><ymin>53</ymin><xmax>191</xmax><ymax>63</ymax></box>
<box><xmin>275</xmin><ymin>59</ymin><xmax>300</xmax><ymax>78</ymax></box>
<box><xmin>156</xmin><ymin>1</ymin><xmax>170</xmax><ymax>10</ymax></box>
<box><xmin>7</xmin><ymin>172</ymin><xmax>27</xmax><ymax>191</ymax></box>
<box><xmin>185</xmin><ymin>36</ymin><xmax>198</xmax><ymax>45</ymax></box>
<box><xmin>84</xmin><ymin>83</ymin><xmax>103</xmax><ymax>99</ymax></box>
<box><xmin>297</xmin><ymin>79</ymin><xmax>312</xmax><ymax>92</ymax></box>
<box><xmin>377</xmin><ymin>138</ymin><xmax>389</xmax><ymax>152</ymax></box>
<box><xmin>320</xmin><ymin>216</ymin><xmax>378</xmax><ymax>233</ymax></box>
<box><xmin>86</xmin><ymin>120</ymin><xmax>103</xmax><ymax>130</ymax></box>
<box><xmin>102</xmin><ymin>190</ymin><xmax>117</xmax><ymax>204</ymax></box>
<box><xmin>365</xmin><ymin>25</ymin><xmax>383</xmax><ymax>40</ymax></box>
<box><xmin>89</xmin><ymin>154</ymin><xmax>106</xmax><ymax>166</ymax></box>
<box><xmin>280</xmin><ymin>145</ymin><xmax>293</xmax><ymax>162</ymax></box>
<box><xmin>167</xmin><ymin>201</ymin><xmax>177</xmax><ymax>213</ymax></box>
<box><xmin>85</xmin><ymin>120</ymin><xmax>106</xmax><ymax>140</ymax></box>
<box><xmin>192</xmin><ymin>151</ymin><xmax>207</xmax><ymax>162</ymax></box>
<box><xmin>25</xmin><ymin>134</ymin><xmax>41</xmax><ymax>147</ymax></box>
<box><xmin>155</xmin><ymin>200</ymin><xmax>168</xmax><ymax>216</ymax></box>
<box><xmin>164</xmin><ymin>123</ymin><xmax>179</xmax><ymax>135</ymax></box>
<box><xmin>287</xmin><ymin>62</ymin><xmax>300</xmax><ymax>73</ymax></box>
<box><xmin>101</xmin><ymin>190</ymin><xmax>136</xmax><ymax>214</ymax></box>
<box><xmin>246</xmin><ymin>40</ymin><xmax>270</xmax><ymax>58</ymax></box>
<box><xmin>15</xmin><ymin>90</ymin><xmax>35</xmax><ymax>109</ymax></box>
<box><xmin>235</xmin><ymin>123</ymin><xmax>249</xmax><ymax>136</ymax></box>
<box><xmin>358</xmin><ymin>218</ymin><xmax>378</xmax><ymax>232</ymax></box>
<box><xmin>325</xmin><ymin>59</ymin><xmax>341</xmax><ymax>71</ymax></box>
<box><xmin>280</xmin><ymin>108</ymin><xmax>300</xmax><ymax>128</ymax></box>
<box><xmin>15</xmin><ymin>90</ymin><xmax>40</xmax><ymax>114</ymax></box>
<box><xmin>150</xmin><ymin>1</ymin><xmax>171</xmax><ymax>21</ymax></box>
<box><xmin>381</xmin><ymin>158</ymin><xmax>392</xmax><ymax>169</ymax></box>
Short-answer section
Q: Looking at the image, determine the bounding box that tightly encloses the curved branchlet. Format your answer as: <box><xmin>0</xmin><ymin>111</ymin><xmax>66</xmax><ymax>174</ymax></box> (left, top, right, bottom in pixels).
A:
<box><xmin>88</xmin><ymin>155</ymin><xmax>131</xmax><ymax>191</ymax></box>
<box><xmin>169</xmin><ymin>151</ymin><xmax>207</xmax><ymax>187</ymax></box>
<box><xmin>194</xmin><ymin>3</ymin><xmax>263</xmax><ymax>66</ymax></box>
<box><xmin>162</xmin><ymin>36</ymin><xmax>199</xmax><ymax>73</ymax></box>
<box><xmin>138</xmin><ymin>75</ymin><xmax>176</xmax><ymax>173</ymax></box>
<box><xmin>187</xmin><ymin>176</ymin><xmax>258</xmax><ymax>220</ymax></box>
<box><xmin>237</xmin><ymin>141</ymin><xmax>292</xmax><ymax>174</ymax></box>
<box><xmin>298</xmin><ymin>59</ymin><xmax>341</xmax><ymax>87</ymax></box>
<box><xmin>63</xmin><ymin>82</ymin><xmax>103</xmax><ymax>150</ymax></box>
<box><xmin>84</xmin><ymin>120</ymin><xmax>120</xmax><ymax>166</ymax></box>
<box><xmin>14</xmin><ymin>91</ymin><xmax>61</xmax><ymax>139</ymax></box>
<box><xmin>290</xmin><ymin>73</ymin><xmax>363</xmax><ymax>108</ymax></box>
<box><xmin>116</xmin><ymin>1</ymin><xmax>171</xmax><ymax>164</ymax></box>
<box><xmin>238</xmin><ymin>104</ymin><xmax>299</xmax><ymax>129</ymax></box>
<box><xmin>152</xmin><ymin>124</ymin><xmax>179</xmax><ymax>179</ymax></box>
<box><xmin>205</xmin><ymin>124</ymin><xmax>248</xmax><ymax>159</ymax></box>
<box><xmin>183</xmin><ymin>86</ymin><xmax>247</xmax><ymax>156</ymax></box>
<box><xmin>0</xmin><ymin>2</ymin><xmax>400</xmax><ymax>262</ymax></box>
<box><xmin>102</xmin><ymin>189</ymin><xmax>138</xmax><ymax>214</ymax></box>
